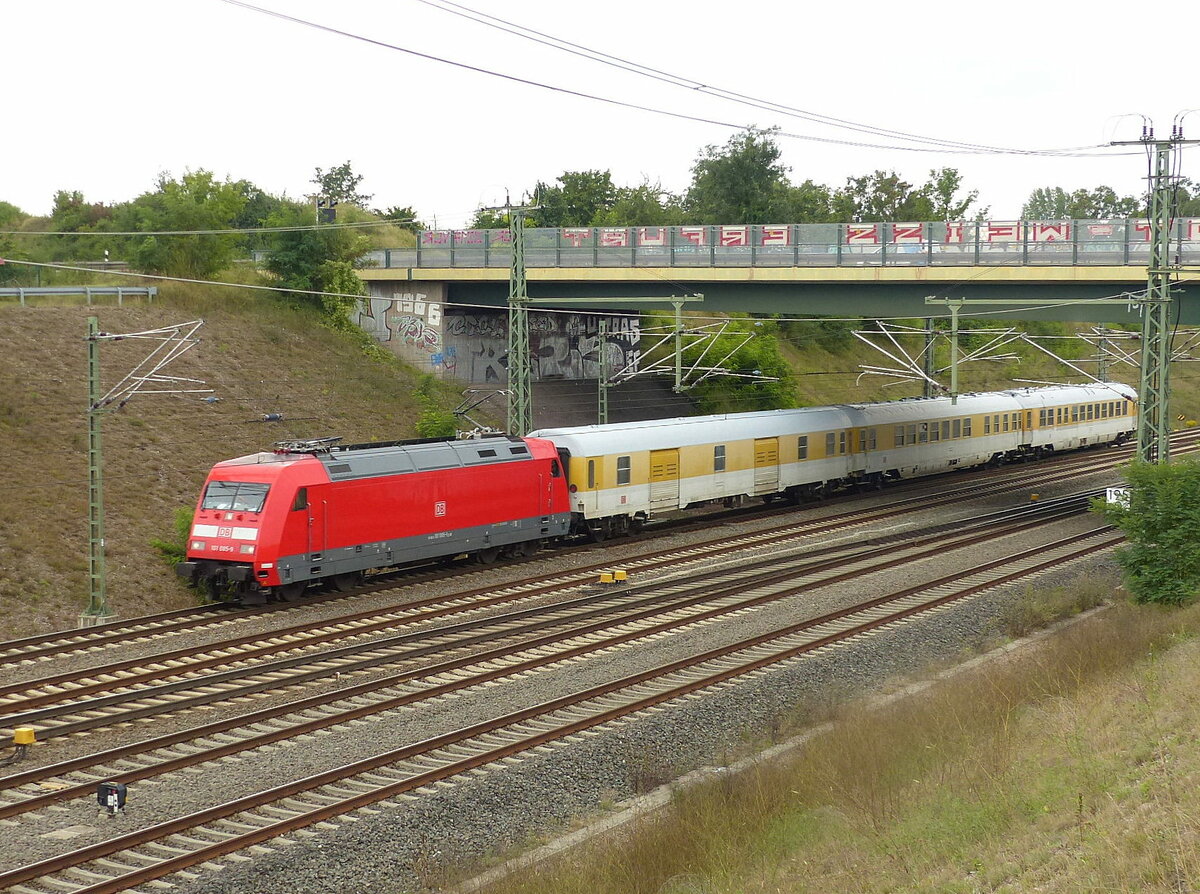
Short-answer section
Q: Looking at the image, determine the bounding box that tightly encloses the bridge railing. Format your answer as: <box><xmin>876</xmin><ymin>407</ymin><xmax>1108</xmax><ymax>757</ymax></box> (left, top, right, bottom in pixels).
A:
<box><xmin>364</xmin><ymin>219</ymin><xmax>1200</xmax><ymax>270</ymax></box>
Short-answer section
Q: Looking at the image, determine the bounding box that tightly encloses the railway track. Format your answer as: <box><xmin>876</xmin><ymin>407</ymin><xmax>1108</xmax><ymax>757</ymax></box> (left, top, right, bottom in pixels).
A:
<box><xmin>1</xmin><ymin>497</ymin><xmax>1101</xmax><ymax>801</ymax></box>
<box><xmin>2</xmin><ymin>434</ymin><xmax>1156</xmax><ymax>675</ymax></box>
<box><xmin>0</xmin><ymin>490</ymin><xmax>1098</xmax><ymax>736</ymax></box>
<box><xmin>0</xmin><ymin>519</ymin><xmax>1121</xmax><ymax>894</ymax></box>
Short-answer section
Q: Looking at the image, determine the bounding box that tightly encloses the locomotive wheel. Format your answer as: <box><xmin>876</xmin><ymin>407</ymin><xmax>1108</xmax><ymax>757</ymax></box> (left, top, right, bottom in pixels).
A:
<box><xmin>331</xmin><ymin>572</ymin><xmax>362</xmax><ymax>592</ymax></box>
<box><xmin>276</xmin><ymin>581</ymin><xmax>307</xmax><ymax>601</ymax></box>
<box><xmin>476</xmin><ymin>547</ymin><xmax>501</xmax><ymax>564</ymax></box>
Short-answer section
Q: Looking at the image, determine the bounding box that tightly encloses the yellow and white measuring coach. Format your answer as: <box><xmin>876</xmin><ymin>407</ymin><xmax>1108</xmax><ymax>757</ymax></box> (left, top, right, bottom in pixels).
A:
<box><xmin>530</xmin><ymin>383</ymin><xmax>1137</xmax><ymax>540</ymax></box>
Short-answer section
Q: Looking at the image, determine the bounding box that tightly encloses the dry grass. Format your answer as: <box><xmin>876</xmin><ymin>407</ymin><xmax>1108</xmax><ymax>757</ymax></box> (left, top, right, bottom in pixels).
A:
<box><xmin>0</xmin><ymin>283</ymin><xmax>457</xmax><ymax>634</ymax></box>
<box><xmin>476</xmin><ymin>576</ymin><xmax>1200</xmax><ymax>894</ymax></box>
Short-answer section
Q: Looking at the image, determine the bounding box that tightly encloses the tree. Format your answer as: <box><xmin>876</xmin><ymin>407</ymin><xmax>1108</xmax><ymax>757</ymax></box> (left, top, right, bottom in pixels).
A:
<box><xmin>534</xmin><ymin>170</ymin><xmax>618</xmax><ymax>227</ymax></box>
<box><xmin>312</xmin><ymin>161</ymin><xmax>373</xmax><ymax>207</ymax></box>
<box><xmin>1096</xmin><ymin>459</ymin><xmax>1200</xmax><ymax>605</ymax></box>
<box><xmin>265</xmin><ymin>202</ymin><xmax>369</xmax><ymax>321</ymax></box>
<box><xmin>0</xmin><ymin>201</ymin><xmax>24</xmax><ymax>228</ymax></box>
<box><xmin>112</xmin><ymin>170</ymin><xmax>248</xmax><ymax>279</ymax></box>
<box><xmin>379</xmin><ymin>205</ymin><xmax>425</xmax><ymax>233</ymax></box>
<box><xmin>684</xmin><ymin>128</ymin><xmax>793</xmax><ymax>224</ymax></box>
<box><xmin>925</xmin><ymin>168</ymin><xmax>984</xmax><ymax>220</ymax></box>
<box><xmin>1022</xmin><ymin>185</ymin><xmax>1142</xmax><ymax>219</ymax></box>
<box><xmin>593</xmin><ymin>179</ymin><xmax>684</xmax><ymax>226</ymax></box>
<box><xmin>833</xmin><ymin>170</ymin><xmax>931</xmax><ymax>221</ymax></box>
<box><xmin>776</xmin><ymin>179</ymin><xmax>835</xmax><ymax>223</ymax></box>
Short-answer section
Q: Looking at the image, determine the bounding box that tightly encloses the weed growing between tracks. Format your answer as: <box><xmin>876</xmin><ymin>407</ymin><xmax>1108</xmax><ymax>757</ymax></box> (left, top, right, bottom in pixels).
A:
<box><xmin>476</xmin><ymin>573</ymin><xmax>1200</xmax><ymax>894</ymax></box>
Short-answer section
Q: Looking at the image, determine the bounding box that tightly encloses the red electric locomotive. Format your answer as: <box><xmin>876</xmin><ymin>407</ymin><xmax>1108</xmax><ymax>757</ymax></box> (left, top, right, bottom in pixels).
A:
<box><xmin>177</xmin><ymin>434</ymin><xmax>572</xmax><ymax>602</ymax></box>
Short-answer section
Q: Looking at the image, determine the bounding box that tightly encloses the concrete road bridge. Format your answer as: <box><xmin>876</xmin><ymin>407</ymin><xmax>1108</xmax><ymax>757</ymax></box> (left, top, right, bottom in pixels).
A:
<box><xmin>359</xmin><ymin>219</ymin><xmax>1200</xmax><ymax>324</ymax></box>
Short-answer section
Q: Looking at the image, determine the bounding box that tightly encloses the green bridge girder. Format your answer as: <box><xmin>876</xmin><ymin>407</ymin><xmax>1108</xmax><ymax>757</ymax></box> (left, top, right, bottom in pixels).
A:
<box><xmin>362</xmin><ymin>266</ymin><xmax>1191</xmax><ymax>324</ymax></box>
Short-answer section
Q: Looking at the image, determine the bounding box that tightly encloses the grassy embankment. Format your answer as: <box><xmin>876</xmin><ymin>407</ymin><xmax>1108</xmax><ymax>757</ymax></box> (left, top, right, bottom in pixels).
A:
<box><xmin>0</xmin><ymin>279</ymin><xmax>461</xmax><ymax>635</ymax></box>
<box><xmin>474</xmin><ymin>573</ymin><xmax>1200</xmax><ymax>894</ymax></box>
<box><xmin>3</xmin><ymin>277</ymin><xmax>1197</xmax><ymax>638</ymax></box>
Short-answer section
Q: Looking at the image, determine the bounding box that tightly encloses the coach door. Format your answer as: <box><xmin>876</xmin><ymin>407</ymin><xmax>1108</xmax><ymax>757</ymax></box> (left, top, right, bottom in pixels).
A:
<box><xmin>649</xmin><ymin>449</ymin><xmax>680</xmax><ymax>510</ymax></box>
<box><xmin>753</xmin><ymin>438</ymin><xmax>779</xmax><ymax>495</ymax></box>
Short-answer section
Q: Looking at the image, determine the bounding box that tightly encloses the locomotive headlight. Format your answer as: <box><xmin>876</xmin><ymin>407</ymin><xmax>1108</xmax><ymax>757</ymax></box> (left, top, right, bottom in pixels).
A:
<box><xmin>240</xmin><ymin>544</ymin><xmax>255</xmax><ymax>555</ymax></box>
<box><xmin>191</xmin><ymin>541</ymin><xmax>205</xmax><ymax>550</ymax></box>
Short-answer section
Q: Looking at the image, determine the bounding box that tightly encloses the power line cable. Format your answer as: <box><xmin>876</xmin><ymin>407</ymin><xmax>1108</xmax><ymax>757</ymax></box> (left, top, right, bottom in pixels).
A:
<box><xmin>218</xmin><ymin>0</ymin><xmax>1148</xmax><ymax>161</ymax></box>
<box><xmin>417</xmin><ymin>0</ymin><xmax>1119</xmax><ymax>158</ymax></box>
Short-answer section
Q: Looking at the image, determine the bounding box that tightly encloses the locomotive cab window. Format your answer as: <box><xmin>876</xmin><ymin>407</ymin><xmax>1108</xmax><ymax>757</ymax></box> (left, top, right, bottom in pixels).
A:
<box><xmin>202</xmin><ymin>481</ymin><xmax>270</xmax><ymax>513</ymax></box>
<box><xmin>550</xmin><ymin>459</ymin><xmax>561</xmax><ymax>477</ymax></box>
<box><xmin>616</xmin><ymin>456</ymin><xmax>631</xmax><ymax>486</ymax></box>
<box><xmin>291</xmin><ymin>488</ymin><xmax>308</xmax><ymax>512</ymax></box>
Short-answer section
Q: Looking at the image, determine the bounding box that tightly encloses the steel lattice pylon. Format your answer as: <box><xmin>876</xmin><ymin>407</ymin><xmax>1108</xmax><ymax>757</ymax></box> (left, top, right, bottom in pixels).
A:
<box><xmin>505</xmin><ymin>207</ymin><xmax>533</xmax><ymax>436</ymax></box>
<box><xmin>1137</xmin><ymin>140</ymin><xmax>1175</xmax><ymax>463</ymax></box>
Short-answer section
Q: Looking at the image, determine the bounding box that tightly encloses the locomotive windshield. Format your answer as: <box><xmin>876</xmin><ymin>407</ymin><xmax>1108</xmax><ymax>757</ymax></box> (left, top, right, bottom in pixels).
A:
<box><xmin>202</xmin><ymin>481</ymin><xmax>270</xmax><ymax>512</ymax></box>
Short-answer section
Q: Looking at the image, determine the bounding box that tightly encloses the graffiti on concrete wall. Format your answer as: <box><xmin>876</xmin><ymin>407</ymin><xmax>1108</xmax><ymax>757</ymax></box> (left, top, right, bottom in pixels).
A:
<box><xmin>357</xmin><ymin>299</ymin><xmax>639</xmax><ymax>383</ymax></box>
<box><xmin>443</xmin><ymin>311</ymin><xmax>639</xmax><ymax>384</ymax></box>
<box><xmin>358</xmin><ymin>292</ymin><xmax>446</xmax><ymax>368</ymax></box>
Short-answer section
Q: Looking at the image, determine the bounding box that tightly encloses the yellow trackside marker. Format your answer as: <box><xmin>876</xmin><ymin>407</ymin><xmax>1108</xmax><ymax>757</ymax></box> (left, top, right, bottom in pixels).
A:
<box><xmin>599</xmin><ymin>571</ymin><xmax>614</xmax><ymax>584</ymax></box>
<box><xmin>1030</xmin><ymin>493</ymin><xmax>1040</xmax><ymax>502</ymax></box>
<box><xmin>613</xmin><ymin>569</ymin><xmax>628</xmax><ymax>582</ymax></box>
<box><xmin>13</xmin><ymin>728</ymin><xmax>36</xmax><ymax>746</ymax></box>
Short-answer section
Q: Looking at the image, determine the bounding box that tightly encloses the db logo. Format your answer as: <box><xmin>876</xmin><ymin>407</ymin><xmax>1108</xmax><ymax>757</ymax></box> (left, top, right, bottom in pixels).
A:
<box><xmin>434</xmin><ymin>501</ymin><xmax>447</xmax><ymax>517</ymax></box>
<box><xmin>218</xmin><ymin>527</ymin><xmax>233</xmax><ymax>538</ymax></box>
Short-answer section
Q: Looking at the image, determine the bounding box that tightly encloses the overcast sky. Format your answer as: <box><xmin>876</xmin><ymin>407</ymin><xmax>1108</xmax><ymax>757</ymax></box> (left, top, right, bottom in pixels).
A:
<box><xmin>7</xmin><ymin>0</ymin><xmax>1198</xmax><ymax>228</ymax></box>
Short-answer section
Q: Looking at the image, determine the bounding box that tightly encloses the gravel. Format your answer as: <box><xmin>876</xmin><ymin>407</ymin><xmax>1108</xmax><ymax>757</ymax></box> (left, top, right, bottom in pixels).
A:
<box><xmin>1</xmin><ymin>463</ymin><xmax>1125</xmax><ymax>890</ymax></box>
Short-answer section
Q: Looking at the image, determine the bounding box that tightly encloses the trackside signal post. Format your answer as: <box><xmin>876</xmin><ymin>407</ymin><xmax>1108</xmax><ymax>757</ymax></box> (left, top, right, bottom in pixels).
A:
<box><xmin>82</xmin><ymin>318</ymin><xmax>210</xmax><ymax>625</ymax></box>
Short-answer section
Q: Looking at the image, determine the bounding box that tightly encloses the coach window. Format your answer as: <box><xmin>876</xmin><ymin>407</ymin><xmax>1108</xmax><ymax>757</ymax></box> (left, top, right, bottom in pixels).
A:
<box><xmin>587</xmin><ymin>460</ymin><xmax>596</xmax><ymax>489</ymax></box>
<box><xmin>617</xmin><ymin>456</ymin><xmax>631</xmax><ymax>486</ymax></box>
<box><xmin>291</xmin><ymin>488</ymin><xmax>307</xmax><ymax>512</ymax></box>
<box><xmin>963</xmin><ymin>417</ymin><xmax>972</xmax><ymax>436</ymax></box>
<box><xmin>1071</xmin><ymin>405</ymin><xmax>1079</xmax><ymax>422</ymax></box>
<box><xmin>1002</xmin><ymin>414</ymin><xmax>1009</xmax><ymax>432</ymax></box>
<box><xmin>867</xmin><ymin>428</ymin><xmax>877</xmax><ymax>450</ymax></box>
<box><xmin>839</xmin><ymin>431</ymin><xmax>847</xmax><ymax>455</ymax></box>
<box><xmin>919</xmin><ymin>422</ymin><xmax>929</xmax><ymax>443</ymax></box>
<box><xmin>894</xmin><ymin>426</ymin><xmax>905</xmax><ymax>447</ymax></box>
<box><xmin>984</xmin><ymin>415</ymin><xmax>991</xmax><ymax>435</ymax></box>
<box><xmin>907</xmin><ymin>423</ymin><xmax>917</xmax><ymax>445</ymax></box>
<box><xmin>1038</xmin><ymin>409</ymin><xmax>1046</xmax><ymax>427</ymax></box>
<box><xmin>953</xmin><ymin>419</ymin><xmax>962</xmax><ymax>439</ymax></box>
<box><xmin>714</xmin><ymin>445</ymin><xmax>726</xmax><ymax>473</ymax></box>
<box><xmin>825</xmin><ymin>432</ymin><xmax>835</xmax><ymax>456</ymax></box>
<box><xmin>797</xmin><ymin>435</ymin><xmax>809</xmax><ymax>459</ymax></box>
<box><xmin>941</xmin><ymin>420</ymin><xmax>951</xmax><ymax>440</ymax></box>
<box><xmin>930</xmin><ymin>422</ymin><xmax>940</xmax><ymax>442</ymax></box>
